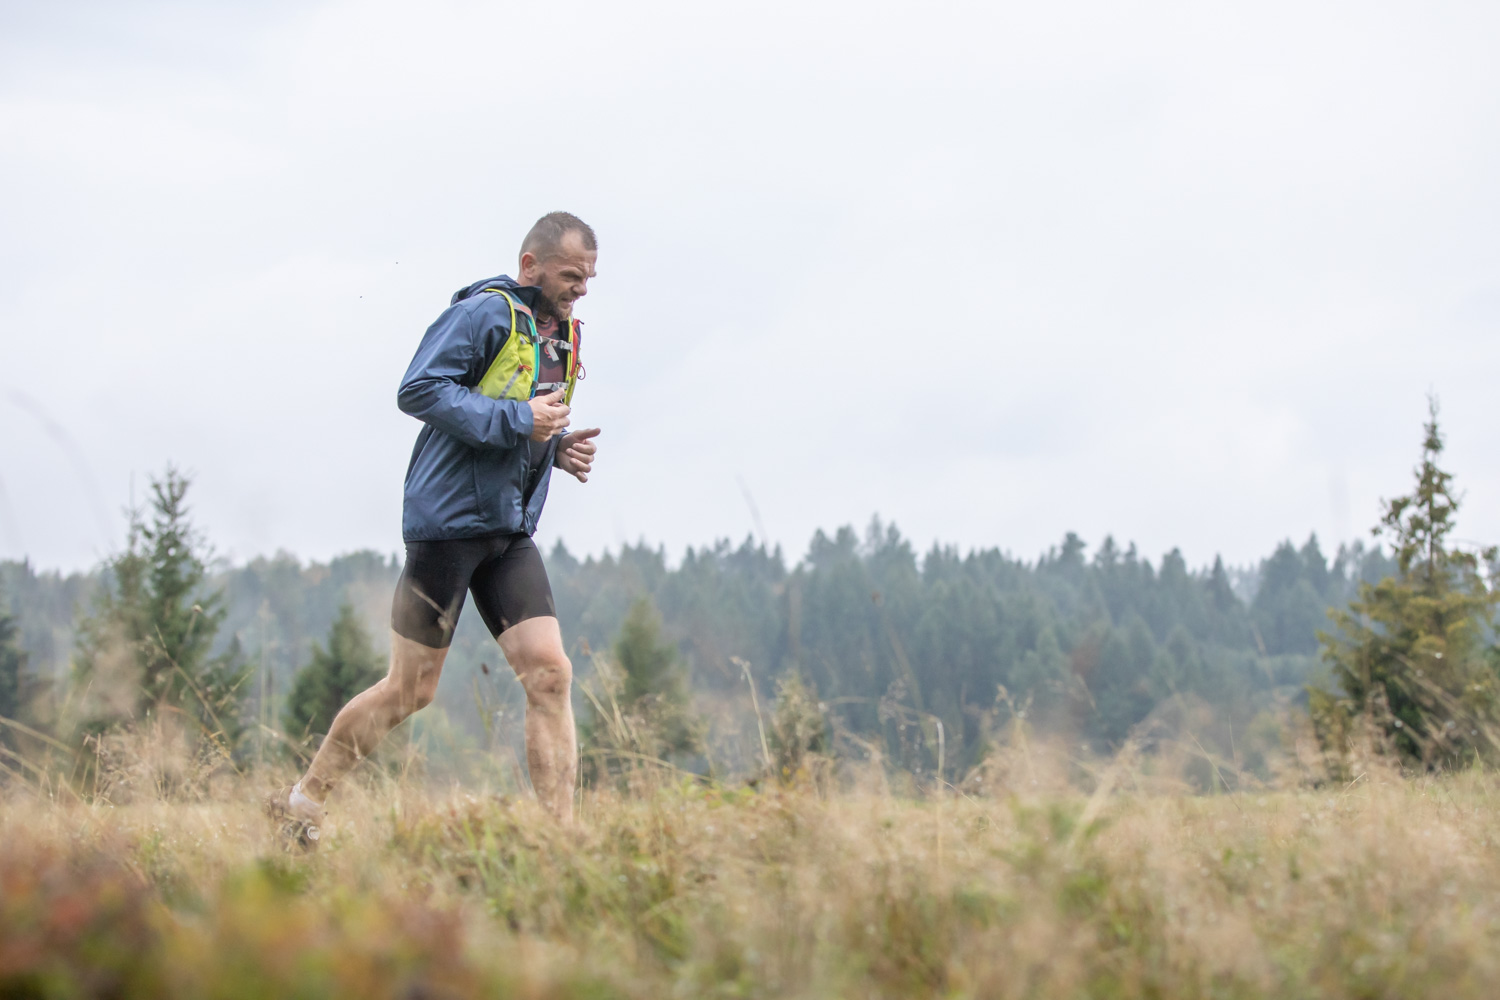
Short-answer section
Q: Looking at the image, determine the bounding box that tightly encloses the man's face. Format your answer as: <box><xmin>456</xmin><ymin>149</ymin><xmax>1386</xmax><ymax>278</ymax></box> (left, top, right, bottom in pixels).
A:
<box><xmin>520</xmin><ymin>230</ymin><xmax>597</xmax><ymax>320</ymax></box>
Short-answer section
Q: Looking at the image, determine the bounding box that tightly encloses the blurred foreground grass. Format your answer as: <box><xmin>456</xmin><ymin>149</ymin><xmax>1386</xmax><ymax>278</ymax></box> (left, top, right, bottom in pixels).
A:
<box><xmin>4</xmin><ymin>763</ymin><xmax>1500</xmax><ymax>999</ymax></box>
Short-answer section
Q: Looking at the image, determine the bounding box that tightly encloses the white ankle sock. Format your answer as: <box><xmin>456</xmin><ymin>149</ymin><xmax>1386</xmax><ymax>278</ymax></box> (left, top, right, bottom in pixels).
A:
<box><xmin>290</xmin><ymin>782</ymin><xmax>323</xmax><ymax>812</ymax></box>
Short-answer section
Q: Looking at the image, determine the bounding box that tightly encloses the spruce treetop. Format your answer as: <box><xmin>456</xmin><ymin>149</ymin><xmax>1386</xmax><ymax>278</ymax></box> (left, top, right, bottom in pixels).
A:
<box><xmin>1312</xmin><ymin>398</ymin><xmax>1500</xmax><ymax>769</ymax></box>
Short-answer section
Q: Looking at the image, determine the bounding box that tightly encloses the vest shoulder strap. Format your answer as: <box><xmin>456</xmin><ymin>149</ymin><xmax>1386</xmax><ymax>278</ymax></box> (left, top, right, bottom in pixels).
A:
<box><xmin>478</xmin><ymin>287</ymin><xmax>535</xmax><ymax>335</ymax></box>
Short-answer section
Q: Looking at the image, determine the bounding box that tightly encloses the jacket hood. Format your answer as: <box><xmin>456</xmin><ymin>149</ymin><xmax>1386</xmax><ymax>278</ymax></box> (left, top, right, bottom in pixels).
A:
<box><xmin>451</xmin><ymin>274</ymin><xmax>520</xmax><ymax>306</ymax></box>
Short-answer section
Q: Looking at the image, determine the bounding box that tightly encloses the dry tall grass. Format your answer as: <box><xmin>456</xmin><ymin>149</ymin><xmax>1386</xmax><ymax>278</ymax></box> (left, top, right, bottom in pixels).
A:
<box><xmin>3</xmin><ymin>729</ymin><xmax>1499</xmax><ymax>999</ymax></box>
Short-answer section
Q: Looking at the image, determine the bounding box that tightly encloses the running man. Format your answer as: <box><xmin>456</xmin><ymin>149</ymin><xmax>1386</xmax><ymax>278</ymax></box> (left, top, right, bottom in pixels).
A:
<box><xmin>269</xmin><ymin>212</ymin><xmax>600</xmax><ymax>846</ymax></box>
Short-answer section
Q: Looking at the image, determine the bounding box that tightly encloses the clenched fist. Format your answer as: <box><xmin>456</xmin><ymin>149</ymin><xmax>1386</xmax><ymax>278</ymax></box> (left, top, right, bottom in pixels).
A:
<box><xmin>528</xmin><ymin>389</ymin><xmax>571</xmax><ymax>441</ymax></box>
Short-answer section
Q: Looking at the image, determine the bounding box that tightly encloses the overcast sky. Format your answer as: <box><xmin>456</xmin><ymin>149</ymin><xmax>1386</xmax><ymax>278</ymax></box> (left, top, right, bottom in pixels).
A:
<box><xmin>2</xmin><ymin>0</ymin><xmax>1497</xmax><ymax>575</ymax></box>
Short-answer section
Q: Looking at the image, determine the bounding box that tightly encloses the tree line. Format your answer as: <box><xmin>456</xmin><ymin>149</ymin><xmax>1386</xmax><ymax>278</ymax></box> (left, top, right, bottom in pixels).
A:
<box><xmin>1</xmin><ymin>404</ymin><xmax>1494</xmax><ymax>783</ymax></box>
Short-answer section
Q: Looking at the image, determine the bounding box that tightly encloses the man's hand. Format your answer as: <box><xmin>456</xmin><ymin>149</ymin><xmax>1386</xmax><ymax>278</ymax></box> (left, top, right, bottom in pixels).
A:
<box><xmin>555</xmin><ymin>427</ymin><xmax>601</xmax><ymax>482</ymax></box>
<box><xmin>528</xmin><ymin>389</ymin><xmax>570</xmax><ymax>442</ymax></box>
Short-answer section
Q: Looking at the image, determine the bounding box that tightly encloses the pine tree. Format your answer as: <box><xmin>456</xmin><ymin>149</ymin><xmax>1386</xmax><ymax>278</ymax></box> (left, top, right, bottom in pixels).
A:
<box><xmin>616</xmin><ymin>596</ymin><xmax>700</xmax><ymax>756</ymax></box>
<box><xmin>282</xmin><ymin>603</ymin><xmax>383</xmax><ymax>742</ymax></box>
<box><xmin>1205</xmin><ymin>555</ymin><xmax>1250</xmax><ymax>647</ymax></box>
<box><xmin>617</xmin><ymin>597</ymin><xmax>683</xmax><ymax>706</ymax></box>
<box><xmin>1310</xmin><ymin>399</ymin><xmax>1500</xmax><ymax>769</ymax></box>
<box><xmin>73</xmin><ymin>467</ymin><xmax>249</xmax><ymax>739</ymax></box>
<box><xmin>582</xmin><ymin>597</ymin><xmax>701</xmax><ymax>768</ymax></box>
<box><xmin>138</xmin><ymin>470</ymin><xmax>221</xmax><ymax>706</ymax></box>
<box><xmin>0</xmin><ymin>584</ymin><xmax>27</xmax><ymax>734</ymax></box>
<box><xmin>1252</xmin><ymin>539</ymin><xmax>1327</xmax><ymax>655</ymax></box>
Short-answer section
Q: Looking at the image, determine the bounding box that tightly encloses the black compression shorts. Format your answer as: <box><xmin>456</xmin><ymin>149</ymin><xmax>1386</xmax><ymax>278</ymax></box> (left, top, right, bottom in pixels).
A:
<box><xmin>391</xmin><ymin>533</ymin><xmax>556</xmax><ymax>648</ymax></box>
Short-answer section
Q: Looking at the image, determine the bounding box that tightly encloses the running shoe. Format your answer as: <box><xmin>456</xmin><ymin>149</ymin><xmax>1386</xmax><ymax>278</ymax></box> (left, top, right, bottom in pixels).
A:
<box><xmin>264</xmin><ymin>782</ymin><xmax>325</xmax><ymax>853</ymax></box>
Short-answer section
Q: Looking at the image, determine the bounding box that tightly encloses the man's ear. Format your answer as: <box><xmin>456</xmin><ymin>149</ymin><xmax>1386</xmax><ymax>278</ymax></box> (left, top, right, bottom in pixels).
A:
<box><xmin>518</xmin><ymin>250</ymin><xmax>538</xmax><ymax>279</ymax></box>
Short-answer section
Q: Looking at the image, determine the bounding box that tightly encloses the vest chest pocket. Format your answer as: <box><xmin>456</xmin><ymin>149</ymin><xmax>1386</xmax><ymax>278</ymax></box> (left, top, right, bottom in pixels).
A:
<box><xmin>475</xmin><ymin>289</ymin><xmax>538</xmax><ymax>401</ymax></box>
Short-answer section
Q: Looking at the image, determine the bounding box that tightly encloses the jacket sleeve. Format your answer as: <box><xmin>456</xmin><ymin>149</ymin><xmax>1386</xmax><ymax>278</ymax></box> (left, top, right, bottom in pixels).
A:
<box><xmin>396</xmin><ymin>302</ymin><xmax>535</xmax><ymax>449</ymax></box>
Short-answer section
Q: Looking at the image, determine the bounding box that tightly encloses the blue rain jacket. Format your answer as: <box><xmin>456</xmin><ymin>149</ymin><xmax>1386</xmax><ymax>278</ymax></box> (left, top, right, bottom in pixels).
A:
<box><xmin>398</xmin><ymin>275</ymin><xmax>565</xmax><ymax>541</ymax></box>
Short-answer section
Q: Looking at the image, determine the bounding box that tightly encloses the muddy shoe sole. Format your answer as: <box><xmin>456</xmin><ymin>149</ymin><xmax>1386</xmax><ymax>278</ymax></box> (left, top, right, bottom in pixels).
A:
<box><xmin>264</xmin><ymin>785</ymin><xmax>323</xmax><ymax>853</ymax></box>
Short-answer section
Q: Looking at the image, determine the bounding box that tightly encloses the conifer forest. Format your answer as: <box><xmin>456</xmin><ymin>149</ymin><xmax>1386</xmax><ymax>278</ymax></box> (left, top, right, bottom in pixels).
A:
<box><xmin>1</xmin><ymin>472</ymin><xmax>1400</xmax><ymax>782</ymax></box>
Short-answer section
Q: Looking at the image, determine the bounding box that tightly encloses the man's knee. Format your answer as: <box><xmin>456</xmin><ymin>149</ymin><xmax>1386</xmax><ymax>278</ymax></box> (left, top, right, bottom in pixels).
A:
<box><xmin>387</xmin><ymin>632</ymin><xmax>447</xmax><ymax>717</ymax></box>
<box><xmin>410</xmin><ymin>679</ymin><xmax>439</xmax><ymax>713</ymax></box>
<box><xmin>375</xmin><ymin>674</ymin><xmax>438</xmax><ymax>721</ymax></box>
<box><xmin>520</xmin><ymin>654</ymin><xmax>572</xmax><ymax>703</ymax></box>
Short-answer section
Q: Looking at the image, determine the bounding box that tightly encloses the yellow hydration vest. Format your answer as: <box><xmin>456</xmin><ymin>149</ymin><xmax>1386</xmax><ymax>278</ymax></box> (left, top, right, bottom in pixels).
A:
<box><xmin>474</xmin><ymin>288</ymin><xmax>582</xmax><ymax>406</ymax></box>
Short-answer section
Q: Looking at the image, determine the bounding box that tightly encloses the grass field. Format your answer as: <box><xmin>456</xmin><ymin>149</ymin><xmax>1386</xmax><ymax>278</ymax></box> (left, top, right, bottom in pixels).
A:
<box><xmin>3</xmin><ymin>740</ymin><xmax>1500</xmax><ymax>999</ymax></box>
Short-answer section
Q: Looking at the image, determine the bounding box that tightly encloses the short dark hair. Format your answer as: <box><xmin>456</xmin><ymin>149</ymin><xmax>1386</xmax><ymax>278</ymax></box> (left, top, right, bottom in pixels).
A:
<box><xmin>520</xmin><ymin>211</ymin><xmax>597</xmax><ymax>261</ymax></box>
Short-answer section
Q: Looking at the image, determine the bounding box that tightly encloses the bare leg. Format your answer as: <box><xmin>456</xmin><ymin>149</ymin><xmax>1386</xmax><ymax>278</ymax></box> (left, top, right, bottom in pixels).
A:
<box><xmin>299</xmin><ymin>630</ymin><xmax>447</xmax><ymax>803</ymax></box>
<box><xmin>499</xmin><ymin>616</ymin><xmax>576</xmax><ymax>823</ymax></box>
